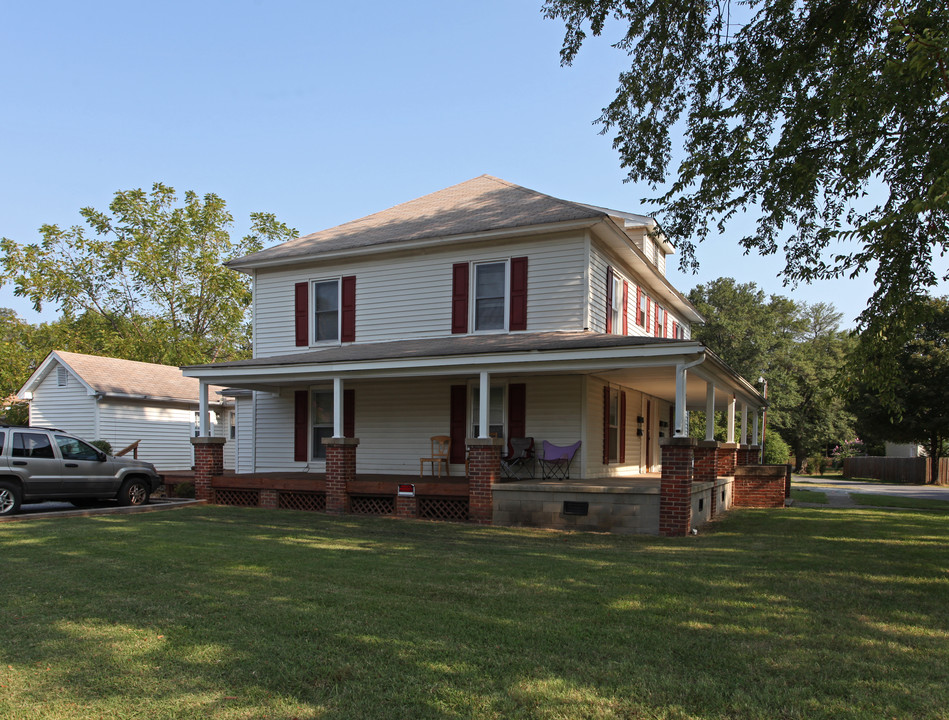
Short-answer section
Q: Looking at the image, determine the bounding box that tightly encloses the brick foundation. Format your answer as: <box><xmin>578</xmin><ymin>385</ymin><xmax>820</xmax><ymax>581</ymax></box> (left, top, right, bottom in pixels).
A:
<box><xmin>190</xmin><ymin>437</ymin><xmax>225</xmax><ymax>502</ymax></box>
<box><xmin>324</xmin><ymin>438</ymin><xmax>359</xmax><ymax>514</ymax></box>
<box><xmin>733</xmin><ymin>465</ymin><xmax>786</xmax><ymax>508</ymax></box>
<box><xmin>659</xmin><ymin>437</ymin><xmax>696</xmax><ymax>537</ymax></box>
<box><xmin>467</xmin><ymin>438</ymin><xmax>504</xmax><ymax>525</ymax></box>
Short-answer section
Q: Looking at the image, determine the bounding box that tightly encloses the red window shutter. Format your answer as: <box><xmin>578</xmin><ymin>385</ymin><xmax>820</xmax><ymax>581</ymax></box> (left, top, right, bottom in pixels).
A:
<box><xmin>654</xmin><ymin>303</ymin><xmax>660</xmax><ymax>337</ymax></box>
<box><xmin>343</xmin><ymin>388</ymin><xmax>355</xmax><ymax>438</ymax></box>
<box><xmin>603</xmin><ymin>385</ymin><xmax>611</xmax><ymax>464</ymax></box>
<box><xmin>636</xmin><ymin>286</ymin><xmax>643</xmax><ymax>327</ymax></box>
<box><xmin>293</xmin><ymin>390</ymin><xmax>308</xmax><ymax>461</ymax></box>
<box><xmin>449</xmin><ymin>385</ymin><xmax>467</xmax><ymax>464</ymax></box>
<box><xmin>663</xmin><ymin>311</ymin><xmax>668</xmax><ymax>338</ymax></box>
<box><xmin>605</xmin><ymin>266</ymin><xmax>614</xmax><ymax>333</ymax></box>
<box><xmin>341</xmin><ymin>276</ymin><xmax>356</xmax><ymax>343</ymax></box>
<box><xmin>509</xmin><ymin>257</ymin><xmax>528</xmax><ymax>331</ymax></box>
<box><xmin>646</xmin><ymin>296</ymin><xmax>652</xmax><ymax>333</ymax></box>
<box><xmin>672</xmin><ymin>320</ymin><xmax>678</xmax><ymax>338</ymax></box>
<box><xmin>619</xmin><ymin>391</ymin><xmax>627</xmax><ymax>463</ymax></box>
<box><xmin>507</xmin><ymin>383</ymin><xmax>526</xmax><ymax>456</ymax></box>
<box><xmin>622</xmin><ymin>281</ymin><xmax>629</xmax><ymax>335</ymax></box>
<box><xmin>294</xmin><ymin>282</ymin><xmax>309</xmax><ymax>347</ymax></box>
<box><xmin>451</xmin><ymin>263</ymin><xmax>469</xmax><ymax>334</ymax></box>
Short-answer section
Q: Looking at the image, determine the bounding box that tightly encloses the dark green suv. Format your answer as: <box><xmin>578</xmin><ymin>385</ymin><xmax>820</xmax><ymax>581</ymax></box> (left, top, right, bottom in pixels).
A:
<box><xmin>0</xmin><ymin>426</ymin><xmax>163</xmax><ymax>516</ymax></box>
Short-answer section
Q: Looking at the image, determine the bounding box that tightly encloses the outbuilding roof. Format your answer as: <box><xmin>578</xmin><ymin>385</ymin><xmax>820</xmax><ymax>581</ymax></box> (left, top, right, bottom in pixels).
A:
<box><xmin>19</xmin><ymin>351</ymin><xmax>228</xmax><ymax>405</ymax></box>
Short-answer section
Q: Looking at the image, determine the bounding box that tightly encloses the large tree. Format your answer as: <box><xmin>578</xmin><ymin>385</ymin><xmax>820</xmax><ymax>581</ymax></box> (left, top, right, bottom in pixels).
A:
<box><xmin>544</xmin><ymin>0</ymin><xmax>949</xmax><ymax>401</ymax></box>
<box><xmin>688</xmin><ymin>278</ymin><xmax>853</xmax><ymax>467</ymax></box>
<box><xmin>849</xmin><ymin>296</ymin><xmax>949</xmax><ymax>480</ymax></box>
<box><xmin>1</xmin><ymin>183</ymin><xmax>297</xmax><ymax>365</ymax></box>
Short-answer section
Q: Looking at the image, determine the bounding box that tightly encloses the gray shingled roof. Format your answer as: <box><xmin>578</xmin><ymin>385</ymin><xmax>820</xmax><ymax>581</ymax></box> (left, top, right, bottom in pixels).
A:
<box><xmin>185</xmin><ymin>332</ymin><xmax>687</xmax><ymax>370</ymax></box>
<box><xmin>228</xmin><ymin>175</ymin><xmax>623</xmax><ymax>269</ymax></box>
<box><xmin>51</xmin><ymin>351</ymin><xmax>226</xmax><ymax>403</ymax></box>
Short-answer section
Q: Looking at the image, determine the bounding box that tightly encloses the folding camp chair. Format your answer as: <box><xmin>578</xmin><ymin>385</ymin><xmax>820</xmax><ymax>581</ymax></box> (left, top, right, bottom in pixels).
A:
<box><xmin>539</xmin><ymin>440</ymin><xmax>581</xmax><ymax>480</ymax></box>
<box><xmin>501</xmin><ymin>437</ymin><xmax>535</xmax><ymax>480</ymax></box>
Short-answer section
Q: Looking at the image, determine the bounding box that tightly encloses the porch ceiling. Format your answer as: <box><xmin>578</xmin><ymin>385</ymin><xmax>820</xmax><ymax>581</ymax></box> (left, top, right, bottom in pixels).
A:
<box><xmin>183</xmin><ymin>332</ymin><xmax>765</xmax><ymax>410</ymax></box>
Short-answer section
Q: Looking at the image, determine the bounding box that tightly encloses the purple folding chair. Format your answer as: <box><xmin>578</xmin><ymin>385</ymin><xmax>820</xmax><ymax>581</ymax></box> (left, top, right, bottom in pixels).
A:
<box><xmin>539</xmin><ymin>440</ymin><xmax>581</xmax><ymax>480</ymax></box>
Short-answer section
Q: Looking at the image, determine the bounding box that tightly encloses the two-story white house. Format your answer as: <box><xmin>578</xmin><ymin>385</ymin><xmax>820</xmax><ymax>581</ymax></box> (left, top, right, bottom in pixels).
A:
<box><xmin>183</xmin><ymin>175</ymin><xmax>768</xmax><ymax>533</ymax></box>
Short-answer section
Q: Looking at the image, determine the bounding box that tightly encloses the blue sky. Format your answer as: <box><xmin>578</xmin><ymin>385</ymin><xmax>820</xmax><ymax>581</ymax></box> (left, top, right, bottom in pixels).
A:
<box><xmin>0</xmin><ymin>0</ymin><xmax>906</xmax><ymax>328</ymax></box>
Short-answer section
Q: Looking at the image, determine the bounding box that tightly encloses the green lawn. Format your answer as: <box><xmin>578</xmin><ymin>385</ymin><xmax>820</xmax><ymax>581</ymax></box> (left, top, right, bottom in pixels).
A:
<box><xmin>1</xmin><ymin>505</ymin><xmax>947</xmax><ymax>719</ymax></box>
<box><xmin>790</xmin><ymin>488</ymin><xmax>829</xmax><ymax>504</ymax></box>
<box><xmin>849</xmin><ymin>493</ymin><xmax>949</xmax><ymax>511</ymax></box>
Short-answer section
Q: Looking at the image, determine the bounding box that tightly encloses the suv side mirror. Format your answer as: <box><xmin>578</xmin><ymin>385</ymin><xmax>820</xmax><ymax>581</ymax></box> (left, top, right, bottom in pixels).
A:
<box><xmin>97</xmin><ymin>450</ymin><xmax>107</xmax><ymax>462</ymax></box>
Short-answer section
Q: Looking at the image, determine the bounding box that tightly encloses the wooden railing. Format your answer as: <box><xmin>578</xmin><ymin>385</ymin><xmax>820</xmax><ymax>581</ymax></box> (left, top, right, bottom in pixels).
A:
<box><xmin>115</xmin><ymin>440</ymin><xmax>141</xmax><ymax>459</ymax></box>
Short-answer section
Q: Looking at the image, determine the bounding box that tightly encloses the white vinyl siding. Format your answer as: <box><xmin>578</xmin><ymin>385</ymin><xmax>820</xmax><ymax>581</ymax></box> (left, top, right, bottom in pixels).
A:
<box><xmin>235</xmin><ymin>395</ymin><xmax>255</xmax><ymax>473</ymax></box>
<box><xmin>28</xmin><ymin>365</ymin><xmax>96</xmax><ymax>439</ymax></box>
<box><xmin>97</xmin><ymin>402</ymin><xmax>198</xmax><ymax>471</ymax></box>
<box><xmin>252</xmin><ymin>233</ymin><xmax>588</xmax><ymax>358</ymax></box>
<box><xmin>584</xmin><ymin>377</ymin><xmax>650</xmax><ymax>478</ymax></box>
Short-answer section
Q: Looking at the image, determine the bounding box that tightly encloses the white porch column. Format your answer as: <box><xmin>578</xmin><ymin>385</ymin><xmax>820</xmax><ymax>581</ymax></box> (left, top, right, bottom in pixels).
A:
<box><xmin>674</xmin><ymin>363</ymin><xmax>688</xmax><ymax>437</ymax></box>
<box><xmin>726</xmin><ymin>396</ymin><xmax>736</xmax><ymax>444</ymax></box>
<box><xmin>479</xmin><ymin>371</ymin><xmax>490</xmax><ymax>439</ymax></box>
<box><xmin>199</xmin><ymin>381</ymin><xmax>209</xmax><ymax>436</ymax></box>
<box><xmin>753</xmin><ymin>410</ymin><xmax>760</xmax><ymax>446</ymax></box>
<box><xmin>333</xmin><ymin>377</ymin><xmax>343</xmax><ymax>438</ymax></box>
<box><xmin>740</xmin><ymin>403</ymin><xmax>748</xmax><ymax>445</ymax></box>
<box><xmin>705</xmin><ymin>382</ymin><xmax>716</xmax><ymax>442</ymax></box>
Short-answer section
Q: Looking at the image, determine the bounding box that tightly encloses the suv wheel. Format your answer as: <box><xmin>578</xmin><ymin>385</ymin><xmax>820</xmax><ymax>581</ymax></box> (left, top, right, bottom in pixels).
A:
<box><xmin>0</xmin><ymin>481</ymin><xmax>22</xmax><ymax>516</ymax></box>
<box><xmin>118</xmin><ymin>478</ymin><xmax>150</xmax><ymax>507</ymax></box>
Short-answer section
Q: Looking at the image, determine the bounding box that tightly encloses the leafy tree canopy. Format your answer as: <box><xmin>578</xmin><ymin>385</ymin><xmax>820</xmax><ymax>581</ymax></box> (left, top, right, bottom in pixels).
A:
<box><xmin>0</xmin><ymin>183</ymin><xmax>297</xmax><ymax>366</ymax></box>
<box><xmin>544</xmin><ymin>0</ymin><xmax>949</xmax><ymax>398</ymax></box>
<box><xmin>688</xmin><ymin>278</ymin><xmax>854</xmax><ymax>466</ymax></box>
<box><xmin>849</xmin><ymin>296</ymin><xmax>949</xmax><ymax>475</ymax></box>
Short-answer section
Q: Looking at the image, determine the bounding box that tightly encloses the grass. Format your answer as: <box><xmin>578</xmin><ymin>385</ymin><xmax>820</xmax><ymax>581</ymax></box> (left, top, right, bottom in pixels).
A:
<box><xmin>789</xmin><ymin>488</ymin><xmax>828</xmax><ymax>504</ymax></box>
<box><xmin>849</xmin><ymin>493</ymin><xmax>949</xmax><ymax>511</ymax></box>
<box><xmin>1</xmin><ymin>506</ymin><xmax>947</xmax><ymax>719</ymax></box>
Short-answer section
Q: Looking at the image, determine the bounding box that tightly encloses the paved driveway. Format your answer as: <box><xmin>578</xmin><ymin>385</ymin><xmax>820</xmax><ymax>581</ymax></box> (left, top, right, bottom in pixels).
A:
<box><xmin>1</xmin><ymin>498</ymin><xmax>202</xmax><ymax>522</ymax></box>
<box><xmin>793</xmin><ymin>476</ymin><xmax>949</xmax><ymax>506</ymax></box>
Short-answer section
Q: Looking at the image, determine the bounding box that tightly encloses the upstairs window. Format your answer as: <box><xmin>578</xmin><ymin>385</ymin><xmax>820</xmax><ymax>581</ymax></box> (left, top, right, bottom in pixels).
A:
<box><xmin>637</xmin><ymin>289</ymin><xmax>648</xmax><ymax>327</ymax></box>
<box><xmin>655</xmin><ymin>305</ymin><xmax>666</xmax><ymax>338</ymax></box>
<box><xmin>610</xmin><ymin>275</ymin><xmax>623</xmax><ymax>334</ymax></box>
<box><xmin>313</xmin><ymin>279</ymin><xmax>340</xmax><ymax>342</ymax></box>
<box><xmin>474</xmin><ymin>262</ymin><xmax>507</xmax><ymax>331</ymax></box>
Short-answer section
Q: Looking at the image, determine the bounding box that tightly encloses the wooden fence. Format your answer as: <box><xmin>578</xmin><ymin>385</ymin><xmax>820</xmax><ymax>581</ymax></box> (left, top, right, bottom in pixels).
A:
<box><xmin>842</xmin><ymin>456</ymin><xmax>948</xmax><ymax>484</ymax></box>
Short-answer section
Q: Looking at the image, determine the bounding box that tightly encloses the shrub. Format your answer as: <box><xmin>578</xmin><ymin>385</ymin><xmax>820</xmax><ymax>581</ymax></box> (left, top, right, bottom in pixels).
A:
<box><xmin>174</xmin><ymin>482</ymin><xmax>195</xmax><ymax>499</ymax></box>
<box><xmin>762</xmin><ymin>431</ymin><xmax>791</xmax><ymax>465</ymax></box>
<box><xmin>91</xmin><ymin>439</ymin><xmax>113</xmax><ymax>455</ymax></box>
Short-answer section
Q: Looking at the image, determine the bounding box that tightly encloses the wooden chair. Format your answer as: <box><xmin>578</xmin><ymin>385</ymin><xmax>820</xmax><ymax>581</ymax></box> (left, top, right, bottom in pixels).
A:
<box><xmin>420</xmin><ymin>435</ymin><xmax>451</xmax><ymax>478</ymax></box>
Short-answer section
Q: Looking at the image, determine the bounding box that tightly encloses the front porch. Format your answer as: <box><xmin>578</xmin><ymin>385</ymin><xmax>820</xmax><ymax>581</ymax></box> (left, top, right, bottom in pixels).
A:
<box><xmin>182</xmin><ymin>438</ymin><xmax>786</xmax><ymax>535</ymax></box>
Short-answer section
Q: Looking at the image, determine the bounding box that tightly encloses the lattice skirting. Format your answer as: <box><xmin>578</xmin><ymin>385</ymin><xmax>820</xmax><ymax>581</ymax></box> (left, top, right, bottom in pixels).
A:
<box><xmin>214</xmin><ymin>488</ymin><xmax>260</xmax><ymax>507</ymax></box>
<box><xmin>278</xmin><ymin>491</ymin><xmax>327</xmax><ymax>512</ymax></box>
<box><xmin>418</xmin><ymin>497</ymin><xmax>469</xmax><ymax>521</ymax></box>
<box><xmin>350</xmin><ymin>495</ymin><xmax>395</xmax><ymax>516</ymax></box>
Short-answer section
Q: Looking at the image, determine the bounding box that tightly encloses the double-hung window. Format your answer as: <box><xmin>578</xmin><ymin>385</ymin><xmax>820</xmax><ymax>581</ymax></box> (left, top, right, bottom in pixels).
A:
<box><xmin>611</xmin><ymin>275</ymin><xmax>623</xmax><ymax>334</ymax></box>
<box><xmin>474</xmin><ymin>261</ymin><xmax>507</xmax><ymax>332</ymax></box>
<box><xmin>655</xmin><ymin>305</ymin><xmax>666</xmax><ymax>338</ymax></box>
<box><xmin>312</xmin><ymin>279</ymin><xmax>340</xmax><ymax>343</ymax></box>
<box><xmin>637</xmin><ymin>291</ymin><xmax>648</xmax><ymax>327</ymax></box>
<box><xmin>471</xmin><ymin>384</ymin><xmax>506</xmax><ymax>439</ymax></box>
<box><xmin>607</xmin><ymin>388</ymin><xmax>620</xmax><ymax>463</ymax></box>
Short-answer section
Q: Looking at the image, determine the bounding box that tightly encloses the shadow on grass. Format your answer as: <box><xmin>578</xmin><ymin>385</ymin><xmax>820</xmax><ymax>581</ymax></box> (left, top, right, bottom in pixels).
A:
<box><xmin>1</xmin><ymin>506</ymin><xmax>947</xmax><ymax>719</ymax></box>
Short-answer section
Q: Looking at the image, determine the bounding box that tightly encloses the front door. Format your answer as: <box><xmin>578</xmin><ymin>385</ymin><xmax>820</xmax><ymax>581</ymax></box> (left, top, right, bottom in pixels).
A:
<box><xmin>55</xmin><ymin>434</ymin><xmax>117</xmax><ymax>496</ymax></box>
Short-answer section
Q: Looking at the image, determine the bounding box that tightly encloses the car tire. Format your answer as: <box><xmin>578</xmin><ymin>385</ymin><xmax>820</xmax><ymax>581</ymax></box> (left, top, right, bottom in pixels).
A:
<box><xmin>0</xmin><ymin>481</ymin><xmax>22</xmax><ymax>516</ymax></box>
<box><xmin>118</xmin><ymin>478</ymin><xmax>151</xmax><ymax>507</ymax></box>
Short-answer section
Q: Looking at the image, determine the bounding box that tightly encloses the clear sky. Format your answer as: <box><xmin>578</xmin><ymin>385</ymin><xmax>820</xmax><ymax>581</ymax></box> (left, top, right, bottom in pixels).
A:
<box><xmin>0</xmin><ymin>0</ymin><xmax>916</xmax><ymax>329</ymax></box>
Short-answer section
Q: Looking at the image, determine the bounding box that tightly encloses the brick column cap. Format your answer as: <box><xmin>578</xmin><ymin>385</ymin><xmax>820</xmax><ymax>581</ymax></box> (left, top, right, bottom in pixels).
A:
<box><xmin>748</xmin><ymin>444</ymin><xmax>762</xmax><ymax>450</ymax></box>
<box><xmin>696</xmin><ymin>440</ymin><xmax>721</xmax><ymax>449</ymax></box>
<box><xmin>660</xmin><ymin>437</ymin><xmax>697</xmax><ymax>448</ymax></box>
<box><xmin>465</xmin><ymin>437</ymin><xmax>506</xmax><ymax>447</ymax></box>
<box><xmin>322</xmin><ymin>437</ymin><xmax>360</xmax><ymax>447</ymax></box>
<box><xmin>720</xmin><ymin>442</ymin><xmax>740</xmax><ymax>449</ymax></box>
<box><xmin>191</xmin><ymin>436</ymin><xmax>226</xmax><ymax>446</ymax></box>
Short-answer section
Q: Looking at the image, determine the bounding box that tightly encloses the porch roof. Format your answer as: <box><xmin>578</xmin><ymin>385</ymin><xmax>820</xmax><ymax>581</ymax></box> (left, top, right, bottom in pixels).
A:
<box><xmin>182</xmin><ymin>331</ymin><xmax>765</xmax><ymax>411</ymax></box>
